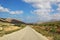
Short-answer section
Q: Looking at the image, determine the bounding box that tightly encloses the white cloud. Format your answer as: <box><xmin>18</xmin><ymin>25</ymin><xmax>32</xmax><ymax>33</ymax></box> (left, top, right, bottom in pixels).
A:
<box><xmin>0</xmin><ymin>5</ymin><xmax>23</xmax><ymax>14</ymax></box>
<box><xmin>32</xmin><ymin>9</ymin><xmax>52</xmax><ymax>21</ymax></box>
<box><xmin>52</xmin><ymin>13</ymin><xmax>60</xmax><ymax>20</ymax></box>
<box><xmin>57</xmin><ymin>4</ymin><xmax>60</xmax><ymax>11</ymax></box>
<box><xmin>23</xmin><ymin>0</ymin><xmax>60</xmax><ymax>22</ymax></box>
<box><xmin>0</xmin><ymin>5</ymin><xmax>9</xmax><ymax>12</ymax></box>
<box><xmin>9</xmin><ymin>11</ymin><xmax>23</xmax><ymax>14</ymax></box>
<box><xmin>57</xmin><ymin>0</ymin><xmax>60</xmax><ymax>2</ymax></box>
<box><xmin>24</xmin><ymin>0</ymin><xmax>52</xmax><ymax>9</ymax></box>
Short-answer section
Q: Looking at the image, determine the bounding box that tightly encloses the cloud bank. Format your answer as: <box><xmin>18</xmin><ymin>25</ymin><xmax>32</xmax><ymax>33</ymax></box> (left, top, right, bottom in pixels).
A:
<box><xmin>23</xmin><ymin>0</ymin><xmax>60</xmax><ymax>22</ymax></box>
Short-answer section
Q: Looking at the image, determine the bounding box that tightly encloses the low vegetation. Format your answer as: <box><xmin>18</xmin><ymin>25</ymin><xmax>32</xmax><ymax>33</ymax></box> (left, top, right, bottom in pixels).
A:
<box><xmin>32</xmin><ymin>21</ymin><xmax>60</xmax><ymax>40</ymax></box>
<box><xmin>0</xmin><ymin>18</ymin><xmax>26</xmax><ymax>37</ymax></box>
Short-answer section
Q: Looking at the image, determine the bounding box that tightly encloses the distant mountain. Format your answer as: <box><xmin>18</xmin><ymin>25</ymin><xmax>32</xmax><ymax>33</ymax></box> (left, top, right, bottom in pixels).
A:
<box><xmin>0</xmin><ymin>18</ymin><xmax>26</xmax><ymax>24</ymax></box>
<box><xmin>36</xmin><ymin>21</ymin><xmax>60</xmax><ymax>25</ymax></box>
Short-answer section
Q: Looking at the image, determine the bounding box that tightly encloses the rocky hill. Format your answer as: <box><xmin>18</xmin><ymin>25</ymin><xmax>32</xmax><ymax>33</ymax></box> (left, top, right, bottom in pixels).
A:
<box><xmin>0</xmin><ymin>18</ymin><xmax>25</xmax><ymax>24</ymax></box>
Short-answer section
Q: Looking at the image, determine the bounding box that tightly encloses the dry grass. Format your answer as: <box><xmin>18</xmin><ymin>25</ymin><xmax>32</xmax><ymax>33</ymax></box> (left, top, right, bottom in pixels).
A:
<box><xmin>4</xmin><ymin>26</ymin><xmax>20</xmax><ymax>32</ymax></box>
<box><xmin>0</xmin><ymin>21</ymin><xmax>26</xmax><ymax>37</ymax></box>
<box><xmin>32</xmin><ymin>26</ymin><xmax>60</xmax><ymax>40</ymax></box>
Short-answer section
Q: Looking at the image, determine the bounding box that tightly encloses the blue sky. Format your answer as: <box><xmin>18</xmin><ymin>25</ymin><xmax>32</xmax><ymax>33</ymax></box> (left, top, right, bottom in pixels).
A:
<box><xmin>0</xmin><ymin>0</ymin><xmax>60</xmax><ymax>23</ymax></box>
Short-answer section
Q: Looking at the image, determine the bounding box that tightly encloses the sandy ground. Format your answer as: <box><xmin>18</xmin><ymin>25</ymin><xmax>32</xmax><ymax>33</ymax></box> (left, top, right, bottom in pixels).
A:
<box><xmin>0</xmin><ymin>25</ymin><xmax>49</xmax><ymax>40</ymax></box>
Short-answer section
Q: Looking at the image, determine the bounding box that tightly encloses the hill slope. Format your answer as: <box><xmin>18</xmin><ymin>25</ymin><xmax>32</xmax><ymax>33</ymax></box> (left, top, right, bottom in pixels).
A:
<box><xmin>0</xmin><ymin>18</ymin><xmax>25</xmax><ymax>24</ymax></box>
<box><xmin>0</xmin><ymin>18</ymin><xmax>26</xmax><ymax>37</ymax></box>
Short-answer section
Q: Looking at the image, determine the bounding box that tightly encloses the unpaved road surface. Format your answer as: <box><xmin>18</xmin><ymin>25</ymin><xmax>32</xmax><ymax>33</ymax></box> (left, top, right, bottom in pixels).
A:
<box><xmin>0</xmin><ymin>26</ymin><xmax>49</xmax><ymax>40</ymax></box>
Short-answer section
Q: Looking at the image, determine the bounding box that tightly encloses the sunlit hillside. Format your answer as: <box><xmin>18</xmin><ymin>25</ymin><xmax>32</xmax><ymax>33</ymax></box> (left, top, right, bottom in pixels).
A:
<box><xmin>32</xmin><ymin>21</ymin><xmax>60</xmax><ymax>40</ymax></box>
<box><xmin>0</xmin><ymin>18</ymin><xmax>26</xmax><ymax>37</ymax></box>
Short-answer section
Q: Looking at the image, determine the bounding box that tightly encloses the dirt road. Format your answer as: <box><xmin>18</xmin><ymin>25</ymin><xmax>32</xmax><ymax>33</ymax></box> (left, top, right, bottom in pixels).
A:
<box><xmin>0</xmin><ymin>26</ymin><xmax>49</xmax><ymax>40</ymax></box>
